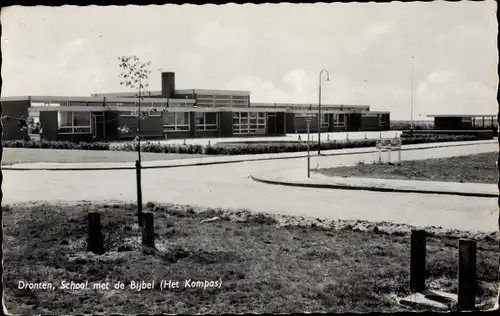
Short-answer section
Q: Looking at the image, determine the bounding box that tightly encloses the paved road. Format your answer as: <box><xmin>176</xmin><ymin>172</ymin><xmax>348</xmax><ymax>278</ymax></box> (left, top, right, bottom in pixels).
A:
<box><xmin>3</xmin><ymin>142</ymin><xmax>497</xmax><ymax>232</ymax></box>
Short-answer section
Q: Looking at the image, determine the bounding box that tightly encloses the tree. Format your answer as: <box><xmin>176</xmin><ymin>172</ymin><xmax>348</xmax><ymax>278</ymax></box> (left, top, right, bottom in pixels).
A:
<box><xmin>118</xmin><ymin>55</ymin><xmax>152</xmax><ymax>226</ymax></box>
<box><xmin>1</xmin><ymin>113</ymin><xmax>44</xmax><ymax>140</ymax></box>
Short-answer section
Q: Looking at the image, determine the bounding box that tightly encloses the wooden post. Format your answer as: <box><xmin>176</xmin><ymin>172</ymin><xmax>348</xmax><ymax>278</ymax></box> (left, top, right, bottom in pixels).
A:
<box><xmin>458</xmin><ymin>239</ymin><xmax>477</xmax><ymax>311</ymax></box>
<box><xmin>142</xmin><ymin>212</ymin><xmax>155</xmax><ymax>248</ymax></box>
<box><xmin>87</xmin><ymin>212</ymin><xmax>104</xmax><ymax>254</ymax></box>
<box><xmin>410</xmin><ymin>229</ymin><xmax>426</xmax><ymax>292</ymax></box>
<box><xmin>136</xmin><ymin>160</ymin><xmax>143</xmax><ymax>227</ymax></box>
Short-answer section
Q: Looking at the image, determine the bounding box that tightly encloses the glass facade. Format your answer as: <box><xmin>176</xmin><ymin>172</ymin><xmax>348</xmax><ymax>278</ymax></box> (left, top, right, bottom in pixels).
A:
<box><xmin>196</xmin><ymin>94</ymin><xmax>249</xmax><ymax>107</ymax></box>
<box><xmin>333</xmin><ymin>114</ymin><xmax>346</xmax><ymax>127</ymax></box>
<box><xmin>321</xmin><ymin>114</ymin><xmax>329</xmax><ymax>128</ymax></box>
<box><xmin>195</xmin><ymin>112</ymin><xmax>218</xmax><ymax>131</ymax></box>
<box><xmin>233</xmin><ymin>112</ymin><xmax>266</xmax><ymax>135</ymax></box>
<box><xmin>163</xmin><ymin>112</ymin><xmax>190</xmax><ymax>131</ymax></box>
<box><xmin>58</xmin><ymin>111</ymin><xmax>91</xmax><ymax>134</ymax></box>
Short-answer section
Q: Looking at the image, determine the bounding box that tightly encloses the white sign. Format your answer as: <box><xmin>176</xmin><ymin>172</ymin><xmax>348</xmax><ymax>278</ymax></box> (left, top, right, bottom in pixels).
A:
<box><xmin>29</xmin><ymin>134</ymin><xmax>41</xmax><ymax>141</ymax></box>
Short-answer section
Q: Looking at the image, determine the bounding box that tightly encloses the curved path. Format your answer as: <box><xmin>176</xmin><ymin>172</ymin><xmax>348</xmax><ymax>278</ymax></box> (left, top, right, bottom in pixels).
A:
<box><xmin>2</xmin><ymin>142</ymin><xmax>497</xmax><ymax>232</ymax></box>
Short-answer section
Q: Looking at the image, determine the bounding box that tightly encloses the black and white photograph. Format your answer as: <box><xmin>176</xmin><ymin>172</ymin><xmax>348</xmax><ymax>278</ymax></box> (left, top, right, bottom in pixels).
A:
<box><xmin>1</xmin><ymin>1</ymin><xmax>499</xmax><ymax>314</ymax></box>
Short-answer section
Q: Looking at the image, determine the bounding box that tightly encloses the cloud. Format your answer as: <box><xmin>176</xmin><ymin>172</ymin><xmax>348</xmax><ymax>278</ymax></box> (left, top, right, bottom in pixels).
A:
<box><xmin>426</xmin><ymin>70</ymin><xmax>461</xmax><ymax>84</ymax></box>
<box><xmin>1</xmin><ymin>2</ymin><xmax>497</xmax><ymax>119</ymax></box>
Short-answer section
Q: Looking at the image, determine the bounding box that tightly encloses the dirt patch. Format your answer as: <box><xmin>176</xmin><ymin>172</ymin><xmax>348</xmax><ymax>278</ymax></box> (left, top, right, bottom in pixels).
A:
<box><xmin>315</xmin><ymin>152</ymin><xmax>498</xmax><ymax>184</ymax></box>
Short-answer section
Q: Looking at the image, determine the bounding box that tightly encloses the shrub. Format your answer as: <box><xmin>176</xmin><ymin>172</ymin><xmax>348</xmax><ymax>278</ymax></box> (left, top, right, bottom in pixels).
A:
<box><xmin>3</xmin><ymin>134</ymin><xmax>480</xmax><ymax>155</ymax></box>
<box><xmin>3</xmin><ymin>140</ymin><xmax>110</xmax><ymax>150</ymax></box>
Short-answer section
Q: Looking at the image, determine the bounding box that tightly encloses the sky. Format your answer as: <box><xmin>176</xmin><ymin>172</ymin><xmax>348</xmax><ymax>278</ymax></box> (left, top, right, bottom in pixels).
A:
<box><xmin>1</xmin><ymin>2</ymin><xmax>498</xmax><ymax>120</ymax></box>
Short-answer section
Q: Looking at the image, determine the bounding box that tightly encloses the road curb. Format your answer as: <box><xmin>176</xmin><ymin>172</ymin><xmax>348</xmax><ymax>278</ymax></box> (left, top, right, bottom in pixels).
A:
<box><xmin>2</xmin><ymin>140</ymin><xmax>496</xmax><ymax>171</ymax></box>
<box><xmin>250</xmin><ymin>175</ymin><xmax>499</xmax><ymax>199</ymax></box>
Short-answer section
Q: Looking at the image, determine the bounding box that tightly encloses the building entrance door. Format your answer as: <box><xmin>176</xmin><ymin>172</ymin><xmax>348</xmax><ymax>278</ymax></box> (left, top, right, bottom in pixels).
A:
<box><xmin>92</xmin><ymin>112</ymin><xmax>105</xmax><ymax>140</ymax></box>
<box><xmin>267</xmin><ymin>113</ymin><xmax>277</xmax><ymax>135</ymax></box>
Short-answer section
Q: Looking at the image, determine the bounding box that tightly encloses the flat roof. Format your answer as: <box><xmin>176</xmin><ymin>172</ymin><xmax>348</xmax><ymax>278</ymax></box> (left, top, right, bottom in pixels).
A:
<box><xmin>92</xmin><ymin>89</ymin><xmax>251</xmax><ymax>97</ymax></box>
<box><xmin>427</xmin><ymin>114</ymin><xmax>497</xmax><ymax>118</ymax></box>
<box><xmin>251</xmin><ymin>102</ymin><xmax>370</xmax><ymax>108</ymax></box>
<box><xmin>0</xmin><ymin>95</ymin><xmax>195</xmax><ymax>104</ymax></box>
<box><xmin>175</xmin><ymin>89</ymin><xmax>250</xmax><ymax>96</ymax></box>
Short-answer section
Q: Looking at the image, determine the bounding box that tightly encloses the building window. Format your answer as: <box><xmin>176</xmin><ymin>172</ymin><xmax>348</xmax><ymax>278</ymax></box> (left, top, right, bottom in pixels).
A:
<box><xmin>120</xmin><ymin>111</ymin><xmax>135</xmax><ymax>117</ymax></box>
<box><xmin>164</xmin><ymin>112</ymin><xmax>190</xmax><ymax>131</ymax></box>
<box><xmin>233</xmin><ymin>112</ymin><xmax>266</xmax><ymax>134</ymax></box>
<box><xmin>58</xmin><ymin>111</ymin><xmax>91</xmax><ymax>134</ymax></box>
<box><xmin>379</xmin><ymin>114</ymin><xmax>387</xmax><ymax>125</ymax></box>
<box><xmin>321</xmin><ymin>114</ymin><xmax>329</xmax><ymax>128</ymax></box>
<box><xmin>333</xmin><ymin>114</ymin><xmax>346</xmax><ymax>127</ymax></box>
<box><xmin>68</xmin><ymin>101</ymin><xmax>87</xmax><ymax>106</ymax></box>
<box><xmin>195</xmin><ymin>112</ymin><xmax>218</xmax><ymax>131</ymax></box>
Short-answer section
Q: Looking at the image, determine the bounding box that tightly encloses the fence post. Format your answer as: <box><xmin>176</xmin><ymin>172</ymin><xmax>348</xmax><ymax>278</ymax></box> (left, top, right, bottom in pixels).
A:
<box><xmin>388</xmin><ymin>148</ymin><xmax>391</xmax><ymax>163</ymax></box>
<box><xmin>458</xmin><ymin>239</ymin><xmax>477</xmax><ymax>311</ymax></box>
<box><xmin>410</xmin><ymin>229</ymin><xmax>426</xmax><ymax>292</ymax></box>
<box><xmin>208</xmin><ymin>140</ymin><xmax>211</xmax><ymax>146</ymax></box>
<box><xmin>87</xmin><ymin>212</ymin><xmax>104</xmax><ymax>254</ymax></box>
<box><xmin>142</xmin><ymin>212</ymin><xmax>155</xmax><ymax>248</ymax></box>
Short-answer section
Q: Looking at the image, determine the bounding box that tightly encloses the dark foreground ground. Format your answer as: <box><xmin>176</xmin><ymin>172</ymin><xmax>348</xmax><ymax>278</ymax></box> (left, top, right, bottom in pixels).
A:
<box><xmin>3</xmin><ymin>202</ymin><xmax>498</xmax><ymax>314</ymax></box>
<box><xmin>315</xmin><ymin>152</ymin><xmax>498</xmax><ymax>184</ymax></box>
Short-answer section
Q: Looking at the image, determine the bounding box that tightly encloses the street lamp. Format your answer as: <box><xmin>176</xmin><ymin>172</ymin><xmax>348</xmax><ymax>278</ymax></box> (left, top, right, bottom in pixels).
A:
<box><xmin>318</xmin><ymin>69</ymin><xmax>331</xmax><ymax>155</ymax></box>
<box><xmin>410</xmin><ymin>56</ymin><xmax>415</xmax><ymax>131</ymax></box>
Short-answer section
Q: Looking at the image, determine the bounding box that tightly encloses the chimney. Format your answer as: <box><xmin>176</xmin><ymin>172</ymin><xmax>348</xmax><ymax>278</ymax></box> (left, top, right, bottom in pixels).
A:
<box><xmin>161</xmin><ymin>72</ymin><xmax>175</xmax><ymax>98</ymax></box>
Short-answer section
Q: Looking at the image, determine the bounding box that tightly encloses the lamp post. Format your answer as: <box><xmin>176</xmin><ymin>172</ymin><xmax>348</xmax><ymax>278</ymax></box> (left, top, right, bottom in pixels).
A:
<box><xmin>318</xmin><ymin>69</ymin><xmax>331</xmax><ymax>155</ymax></box>
<box><xmin>410</xmin><ymin>56</ymin><xmax>415</xmax><ymax>130</ymax></box>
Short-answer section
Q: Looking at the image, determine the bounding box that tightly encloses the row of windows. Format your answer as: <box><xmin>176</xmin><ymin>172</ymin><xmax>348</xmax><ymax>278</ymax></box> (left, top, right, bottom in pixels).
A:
<box><xmin>333</xmin><ymin>114</ymin><xmax>346</xmax><ymax>127</ymax></box>
<box><xmin>162</xmin><ymin>112</ymin><xmax>219</xmax><ymax>132</ymax></box>
<box><xmin>233</xmin><ymin>112</ymin><xmax>266</xmax><ymax>135</ymax></box>
<box><xmin>197</xmin><ymin>94</ymin><xmax>249</xmax><ymax>100</ymax></box>
<box><xmin>53</xmin><ymin>110</ymin><xmax>385</xmax><ymax>135</ymax></box>
<box><xmin>58</xmin><ymin>112</ymin><xmax>92</xmax><ymax>134</ymax></box>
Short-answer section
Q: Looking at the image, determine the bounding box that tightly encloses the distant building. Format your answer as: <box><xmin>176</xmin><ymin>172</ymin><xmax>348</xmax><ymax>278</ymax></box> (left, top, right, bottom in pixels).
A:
<box><xmin>1</xmin><ymin>72</ymin><xmax>390</xmax><ymax>141</ymax></box>
<box><xmin>427</xmin><ymin>114</ymin><xmax>497</xmax><ymax>130</ymax></box>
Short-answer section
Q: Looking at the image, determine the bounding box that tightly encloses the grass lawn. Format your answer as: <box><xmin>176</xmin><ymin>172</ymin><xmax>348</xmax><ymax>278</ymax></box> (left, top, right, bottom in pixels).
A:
<box><xmin>1</xmin><ymin>148</ymin><xmax>207</xmax><ymax>165</ymax></box>
<box><xmin>315</xmin><ymin>152</ymin><xmax>498</xmax><ymax>184</ymax></box>
<box><xmin>3</xmin><ymin>202</ymin><xmax>498</xmax><ymax>314</ymax></box>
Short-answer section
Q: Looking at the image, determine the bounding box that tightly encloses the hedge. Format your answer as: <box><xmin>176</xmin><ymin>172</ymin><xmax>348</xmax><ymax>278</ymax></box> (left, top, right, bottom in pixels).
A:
<box><xmin>3</xmin><ymin>134</ymin><xmax>479</xmax><ymax>155</ymax></box>
<box><xmin>3</xmin><ymin>140</ymin><xmax>110</xmax><ymax>150</ymax></box>
<box><xmin>202</xmin><ymin>135</ymin><xmax>478</xmax><ymax>155</ymax></box>
<box><xmin>401</xmin><ymin>129</ymin><xmax>494</xmax><ymax>140</ymax></box>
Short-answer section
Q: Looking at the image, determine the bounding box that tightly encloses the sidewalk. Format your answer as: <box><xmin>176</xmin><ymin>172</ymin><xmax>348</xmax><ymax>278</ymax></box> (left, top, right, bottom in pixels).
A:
<box><xmin>251</xmin><ymin>169</ymin><xmax>498</xmax><ymax>198</ymax></box>
<box><xmin>2</xmin><ymin>139</ymin><xmax>496</xmax><ymax>171</ymax></box>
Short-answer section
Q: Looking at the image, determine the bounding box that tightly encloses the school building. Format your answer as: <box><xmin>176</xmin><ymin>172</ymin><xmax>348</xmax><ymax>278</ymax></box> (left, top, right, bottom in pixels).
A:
<box><xmin>1</xmin><ymin>72</ymin><xmax>390</xmax><ymax>142</ymax></box>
